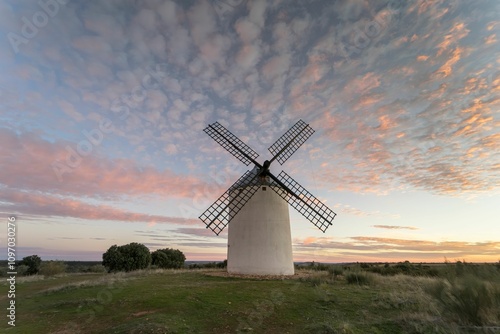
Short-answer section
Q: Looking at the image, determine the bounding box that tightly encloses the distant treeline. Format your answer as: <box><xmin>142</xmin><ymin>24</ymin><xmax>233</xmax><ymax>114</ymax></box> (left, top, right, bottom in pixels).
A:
<box><xmin>300</xmin><ymin>260</ymin><xmax>500</xmax><ymax>279</ymax></box>
<box><xmin>0</xmin><ymin>258</ymin><xmax>228</xmax><ymax>276</ymax></box>
<box><xmin>1</xmin><ymin>259</ymin><xmax>498</xmax><ymax>277</ymax></box>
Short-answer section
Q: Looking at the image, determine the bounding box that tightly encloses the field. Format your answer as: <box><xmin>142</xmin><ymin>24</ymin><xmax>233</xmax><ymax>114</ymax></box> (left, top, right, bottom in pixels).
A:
<box><xmin>1</xmin><ymin>262</ymin><xmax>499</xmax><ymax>333</ymax></box>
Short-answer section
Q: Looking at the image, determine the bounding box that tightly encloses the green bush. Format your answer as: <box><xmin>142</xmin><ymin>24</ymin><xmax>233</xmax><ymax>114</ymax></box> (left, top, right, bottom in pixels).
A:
<box><xmin>16</xmin><ymin>265</ymin><xmax>29</xmax><ymax>276</ymax></box>
<box><xmin>217</xmin><ymin>259</ymin><xmax>227</xmax><ymax>268</ymax></box>
<box><xmin>20</xmin><ymin>255</ymin><xmax>42</xmax><ymax>275</ymax></box>
<box><xmin>188</xmin><ymin>260</ymin><xmax>226</xmax><ymax>270</ymax></box>
<box><xmin>317</xmin><ymin>264</ymin><xmax>331</xmax><ymax>271</ymax></box>
<box><xmin>365</xmin><ymin>262</ymin><xmax>440</xmax><ymax>277</ymax></box>
<box><xmin>88</xmin><ymin>264</ymin><xmax>107</xmax><ymax>273</ymax></box>
<box><xmin>360</xmin><ymin>262</ymin><xmax>370</xmax><ymax>269</ymax></box>
<box><xmin>151</xmin><ymin>248</ymin><xmax>185</xmax><ymax>269</ymax></box>
<box><xmin>346</xmin><ymin>272</ymin><xmax>373</xmax><ymax>285</ymax></box>
<box><xmin>39</xmin><ymin>261</ymin><xmax>67</xmax><ymax>276</ymax></box>
<box><xmin>299</xmin><ymin>275</ymin><xmax>326</xmax><ymax>286</ymax></box>
<box><xmin>426</xmin><ymin>275</ymin><xmax>499</xmax><ymax>325</ymax></box>
<box><xmin>327</xmin><ymin>266</ymin><xmax>343</xmax><ymax>280</ymax></box>
<box><xmin>102</xmin><ymin>243</ymin><xmax>151</xmax><ymax>272</ymax></box>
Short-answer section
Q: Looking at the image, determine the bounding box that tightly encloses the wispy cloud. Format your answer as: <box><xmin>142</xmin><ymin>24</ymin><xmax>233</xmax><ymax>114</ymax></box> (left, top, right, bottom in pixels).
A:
<box><xmin>0</xmin><ymin>189</ymin><xmax>199</xmax><ymax>226</ymax></box>
<box><xmin>373</xmin><ymin>225</ymin><xmax>418</xmax><ymax>230</ymax></box>
<box><xmin>293</xmin><ymin>236</ymin><xmax>500</xmax><ymax>262</ymax></box>
<box><xmin>0</xmin><ymin>129</ymin><xmax>209</xmax><ymax>199</ymax></box>
<box><xmin>334</xmin><ymin>203</ymin><xmax>400</xmax><ymax>218</ymax></box>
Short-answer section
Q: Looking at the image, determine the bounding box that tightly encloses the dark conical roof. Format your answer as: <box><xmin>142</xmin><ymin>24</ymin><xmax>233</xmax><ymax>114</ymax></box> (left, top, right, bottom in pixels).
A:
<box><xmin>230</xmin><ymin>166</ymin><xmax>278</xmax><ymax>190</ymax></box>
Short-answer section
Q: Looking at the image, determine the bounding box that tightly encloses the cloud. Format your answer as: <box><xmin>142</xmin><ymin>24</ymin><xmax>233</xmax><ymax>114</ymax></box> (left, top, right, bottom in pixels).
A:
<box><xmin>0</xmin><ymin>129</ymin><xmax>209</xmax><ymax>199</ymax></box>
<box><xmin>175</xmin><ymin>227</ymin><xmax>227</xmax><ymax>238</ymax></box>
<box><xmin>293</xmin><ymin>236</ymin><xmax>500</xmax><ymax>262</ymax></box>
<box><xmin>0</xmin><ymin>188</ymin><xmax>199</xmax><ymax>225</ymax></box>
<box><xmin>72</xmin><ymin>35</ymin><xmax>113</xmax><ymax>57</ymax></box>
<box><xmin>334</xmin><ymin>203</ymin><xmax>400</xmax><ymax>218</ymax></box>
<box><xmin>432</xmin><ymin>47</ymin><xmax>463</xmax><ymax>79</ymax></box>
<box><xmin>373</xmin><ymin>225</ymin><xmax>418</xmax><ymax>230</ymax></box>
<box><xmin>313</xmin><ymin>24</ymin><xmax>499</xmax><ymax>196</ymax></box>
<box><xmin>14</xmin><ymin>247</ymin><xmax>104</xmax><ymax>261</ymax></box>
<box><xmin>58</xmin><ymin>100</ymin><xmax>85</xmax><ymax>121</ymax></box>
<box><xmin>435</xmin><ymin>22</ymin><xmax>469</xmax><ymax>57</ymax></box>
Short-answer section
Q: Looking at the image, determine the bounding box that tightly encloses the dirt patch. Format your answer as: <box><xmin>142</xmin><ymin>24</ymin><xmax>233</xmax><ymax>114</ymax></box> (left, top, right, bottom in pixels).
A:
<box><xmin>203</xmin><ymin>269</ymin><xmax>319</xmax><ymax>280</ymax></box>
<box><xmin>131</xmin><ymin>310</ymin><xmax>156</xmax><ymax>317</ymax></box>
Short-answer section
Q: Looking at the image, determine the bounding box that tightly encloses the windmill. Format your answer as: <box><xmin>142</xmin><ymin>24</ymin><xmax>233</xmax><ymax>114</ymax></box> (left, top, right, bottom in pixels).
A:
<box><xmin>199</xmin><ymin>120</ymin><xmax>337</xmax><ymax>275</ymax></box>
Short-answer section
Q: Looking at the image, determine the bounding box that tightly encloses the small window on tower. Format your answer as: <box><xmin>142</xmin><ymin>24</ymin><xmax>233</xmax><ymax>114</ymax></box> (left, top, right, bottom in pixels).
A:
<box><xmin>262</xmin><ymin>186</ymin><xmax>267</xmax><ymax>191</ymax></box>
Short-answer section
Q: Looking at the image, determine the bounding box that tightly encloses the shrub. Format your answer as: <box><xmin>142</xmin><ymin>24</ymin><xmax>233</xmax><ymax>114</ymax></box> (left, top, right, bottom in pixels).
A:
<box><xmin>151</xmin><ymin>248</ymin><xmax>185</xmax><ymax>269</ymax></box>
<box><xmin>315</xmin><ymin>264</ymin><xmax>331</xmax><ymax>271</ymax></box>
<box><xmin>346</xmin><ymin>272</ymin><xmax>373</xmax><ymax>285</ymax></box>
<box><xmin>88</xmin><ymin>264</ymin><xmax>107</xmax><ymax>273</ymax></box>
<box><xmin>102</xmin><ymin>243</ymin><xmax>151</xmax><ymax>272</ymax></box>
<box><xmin>16</xmin><ymin>265</ymin><xmax>29</xmax><ymax>276</ymax></box>
<box><xmin>327</xmin><ymin>266</ymin><xmax>343</xmax><ymax>280</ymax></box>
<box><xmin>39</xmin><ymin>261</ymin><xmax>67</xmax><ymax>276</ymax></box>
<box><xmin>426</xmin><ymin>275</ymin><xmax>499</xmax><ymax>325</ymax></box>
<box><xmin>300</xmin><ymin>275</ymin><xmax>326</xmax><ymax>286</ymax></box>
<box><xmin>365</xmin><ymin>262</ymin><xmax>441</xmax><ymax>277</ymax></box>
<box><xmin>20</xmin><ymin>255</ymin><xmax>42</xmax><ymax>275</ymax></box>
<box><xmin>217</xmin><ymin>259</ymin><xmax>227</xmax><ymax>268</ymax></box>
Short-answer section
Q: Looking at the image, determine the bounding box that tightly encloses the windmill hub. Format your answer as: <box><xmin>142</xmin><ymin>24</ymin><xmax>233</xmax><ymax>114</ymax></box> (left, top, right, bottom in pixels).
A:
<box><xmin>259</xmin><ymin>160</ymin><xmax>271</xmax><ymax>176</ymax></box>
<box><xmin>199</xmin><ymin>120</ymin><xmax>337</xmax><ymax>276</ymax></box>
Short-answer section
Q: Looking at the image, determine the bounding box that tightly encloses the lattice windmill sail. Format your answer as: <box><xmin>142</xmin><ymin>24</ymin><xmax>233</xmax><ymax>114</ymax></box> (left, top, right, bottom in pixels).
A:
<box><xmin>199</xmin><ymin>120</ymin><xmax>337</xmax><ymax>275</ymax></box>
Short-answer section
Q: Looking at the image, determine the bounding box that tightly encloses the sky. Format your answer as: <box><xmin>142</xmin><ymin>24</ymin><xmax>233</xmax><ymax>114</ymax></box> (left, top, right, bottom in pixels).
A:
<box><xmin>0</xmin><ymin>0</ymin><xmax>499</xmax><ymax>263</ymax></box>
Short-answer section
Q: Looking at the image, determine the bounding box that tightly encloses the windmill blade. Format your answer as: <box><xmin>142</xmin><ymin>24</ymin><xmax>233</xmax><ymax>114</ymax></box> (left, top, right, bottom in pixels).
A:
<box><xmin>268</xmin><ymin>119</ymin><xmax>315</xmax><ymax>165</ymax></box>
<box><xmin>204</xmin><ymin>122</ymin><xmax>260</xmax><ymax>166</ymax></box>
<box><xmin>199</xmin><ymin>170</ymin><xmax>261</xmax><ymax>235</ymax></box>
<box><xmin>269</xmin><ymin>171</ymin><xmax>336</xmax><ymax>232</ymax></box>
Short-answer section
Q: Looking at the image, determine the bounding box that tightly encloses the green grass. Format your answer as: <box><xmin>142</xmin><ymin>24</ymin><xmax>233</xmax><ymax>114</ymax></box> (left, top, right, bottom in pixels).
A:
<box><xmin>1</xmin><ymin>266</ymin><xmax>499</xmax><ymax>333</ymax></box>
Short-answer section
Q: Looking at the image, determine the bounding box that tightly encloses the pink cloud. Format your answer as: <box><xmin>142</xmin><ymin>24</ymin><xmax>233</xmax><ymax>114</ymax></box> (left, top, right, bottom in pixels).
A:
<box><xmin>433</xmin><ymin>47</ymin><xmax>463</xmax><ymax>79</ymax></box>
<box><xmin>293</xmin><ymin>236</ymin><xmax>500</xmax><ymax>262</ymax></box>
<box><xmin>72</xmin><ymin>35</ymin><xmax>112</xmax><ymax>56</ymax></box>
<box><xmin>236</xmin><ymin>43</ymin><xmax>261</xmax><ymax>69</ymax></box>
<box><xmin>0</xmin><ymin>188</ymin><xmax>198</xmax><ymax>225</ymax></box>
<box><xmin>435</xmin><ymin>22</ymin><xmax>469</xmax><ymax>57</ymax></box>
<box><xmin>373</xmin><ymin>225</ymin><xmax>418</xmax><ymax>230</ymax></box>
<box><xmin>0</xmin><ymin>129</ymin><xmax>209</xmax><ymax>199</ymax></box>
<box><xmin>342</xmin><ymin>72</ymin><xmax>382</xmax><ymax>97</ymax></box>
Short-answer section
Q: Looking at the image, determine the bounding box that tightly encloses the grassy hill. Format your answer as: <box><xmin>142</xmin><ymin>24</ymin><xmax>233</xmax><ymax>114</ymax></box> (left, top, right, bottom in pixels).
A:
<box><xmin>1</xmin><ymin>263</ymin><xmax>499</xmax><ymax>333</ymax></box>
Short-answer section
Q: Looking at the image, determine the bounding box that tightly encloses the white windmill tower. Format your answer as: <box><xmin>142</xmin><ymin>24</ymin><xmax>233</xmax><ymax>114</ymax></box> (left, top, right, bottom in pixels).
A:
<box><xmin>199</xmin><ymin>120</ymin><xmax>337</xmax><ymax>275</ymax></box>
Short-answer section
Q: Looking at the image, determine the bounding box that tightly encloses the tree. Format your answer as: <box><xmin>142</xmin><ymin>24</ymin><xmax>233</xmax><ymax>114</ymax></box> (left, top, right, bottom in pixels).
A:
<box><xmin>102</xmin><ymin>245</ymin><xmax>123</xmax><ymax>272</ymax></box>
<box><xmin>39</xmin><ymin>261</ymin><xmax>67</xmax><ymax>276</ymax></box>
<box><xmin>102</xmin><ymin>243</ymin><xmax>151</xmax><ymax>272</ymax></box>
<box><xmin>20</xmin><ymin>255</ymin><xmax>42</xmax><ymax>275</ymax></box>
<box><xmin>151</xmin><ymin>248</ymin><xmax>185</xmax><ymax>269</ymax></box>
